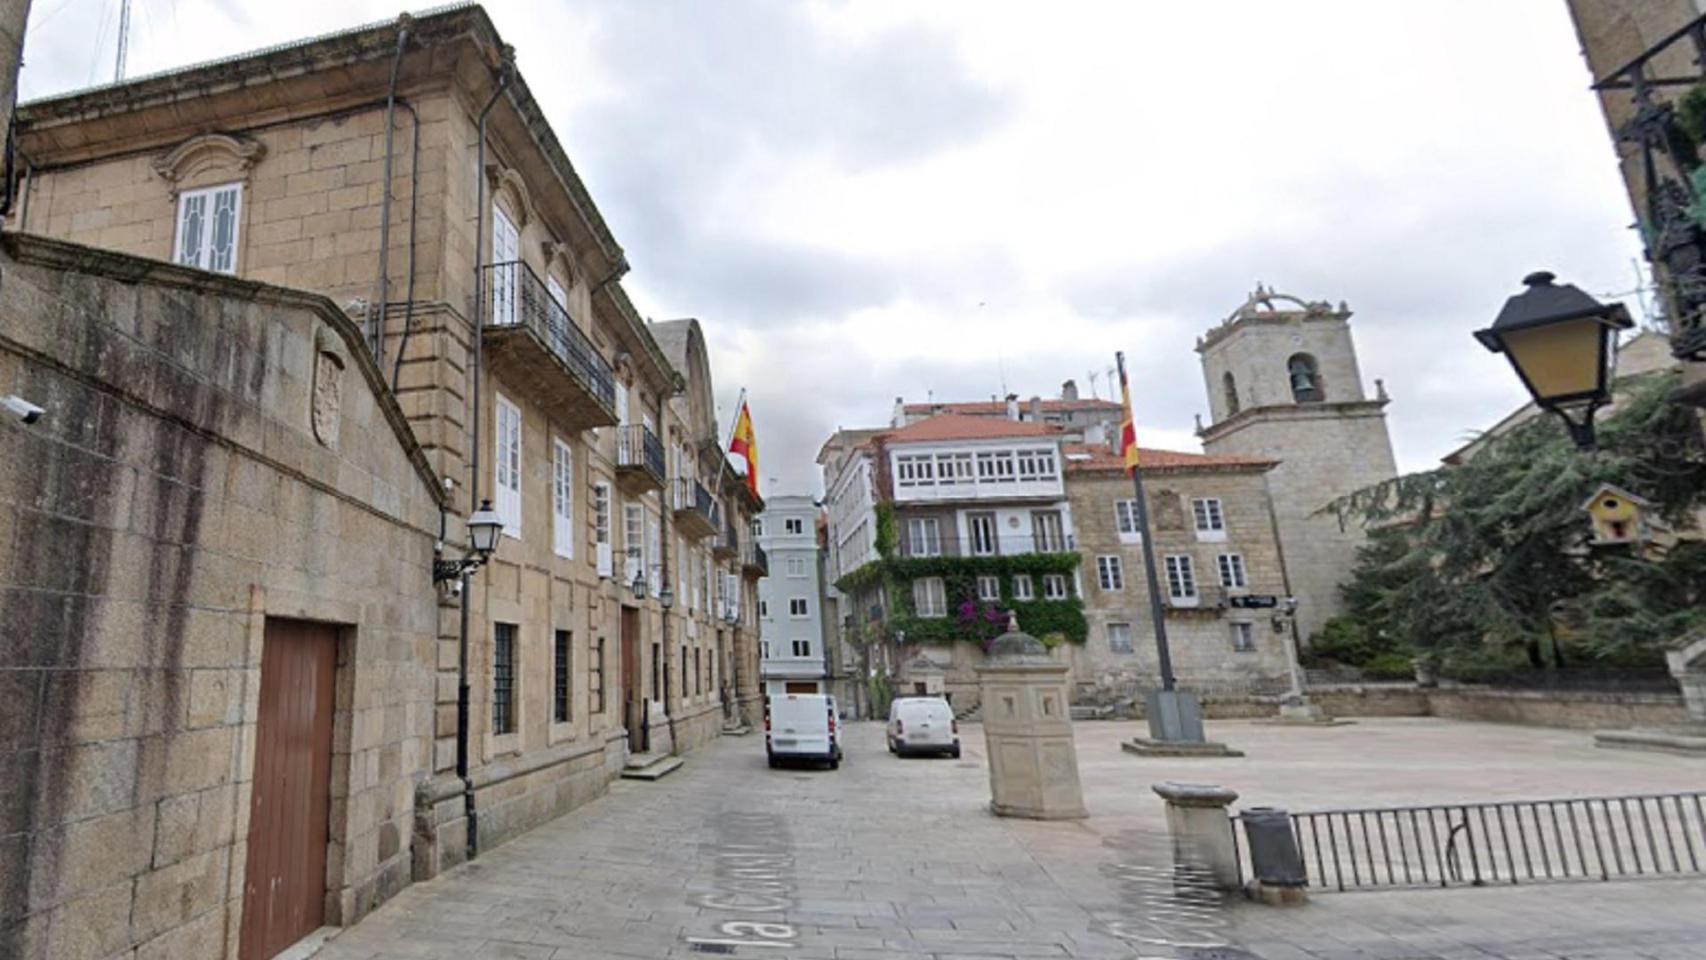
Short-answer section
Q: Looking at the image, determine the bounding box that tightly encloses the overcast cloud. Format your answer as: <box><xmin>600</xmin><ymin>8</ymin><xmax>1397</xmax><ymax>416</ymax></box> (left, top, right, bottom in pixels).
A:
<box><xmin>20</xmin><ymin>0</ymin><xmax>1648</xmax><ymax>495</ymax></box>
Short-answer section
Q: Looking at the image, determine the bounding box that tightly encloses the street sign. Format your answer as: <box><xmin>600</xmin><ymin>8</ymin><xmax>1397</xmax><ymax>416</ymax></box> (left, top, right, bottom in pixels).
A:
<box><xmin>1228</xmin><ymin>595</ymin><xmax>1280</xmax><ymax>609</ymax></box>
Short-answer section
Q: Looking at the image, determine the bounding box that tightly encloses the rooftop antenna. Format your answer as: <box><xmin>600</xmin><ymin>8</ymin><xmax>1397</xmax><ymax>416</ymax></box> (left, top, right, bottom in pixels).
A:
<box><xmin>1087</xmin><ymin>369</ymin><xmax>1102</xmax><ymax>399</ymax></box>
<box><xmin>114</xmin><ymin>0</ymin><xmax>132</xmax><ymax>82</ymax></box>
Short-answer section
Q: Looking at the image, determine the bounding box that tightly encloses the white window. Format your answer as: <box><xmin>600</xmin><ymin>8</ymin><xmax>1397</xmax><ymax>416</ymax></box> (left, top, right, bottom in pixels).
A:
<box><xmin>592</xmin><ymin>481</ymin><xmax>612</xmax><ymax>577</ymax></box>
<box><xmin>786</xmin><ymin>557</ymin><xmax>807</xmax><ymax>578</ymax></box>
<box><xmin>1164</xmin><ymin>555</ymin><xmax>1198</xmax><ymax>602</ymax></box>
<box><xmin>967</xmin><ymin>513</ymin><xmax>998</xmax><ymax>556</ymax></box>
<box><xmin>494</xmin><ymin>393</ymin><xmax>522</xmax><ymax>537</ymax></box>
<box><xmin>913</xmin><ymin>577</ymin><xmax>947</xmax><ymax>618</ymax></box>
<box><xmin>1218</xmin><ymin>553</ymin><xmax>1247</xmax><ymax>589</ymax></box>
<box><xmin>491</xmin><ymin>204</ymin><xmax>519</xmax><ymax>326</ymax></box>
<box><xmin>175</xmin><ymin>183</ymin><xmax>242</xmax><ymax>274</ymax></box>
<box><xmin>977</xmin><ymin>575</ymin><xmax>1000</xmax><ymax>601</ymax></box>
<box><xmin>1115</xmin><ymin>499</ymin><xmax>1142</xmax><ymax>543</ymax></box>
<box><xmin>1012</xmin><ymin>574</ymin><xmax>1034</xmax><ymax>601</ymax></box>
<box><xmin>1096</xmin><ymin>555</ymin><xmax>1124</xmax><ymax>592</ymax></box>
<box><xmin>1042</xmin><ymin>574</ymin><xmax>1069</xmax><ymax>600</ymax></box>
<box><xmin>1230</xmin><ymin>622</ymin><xmax>1255</xmax><ymax>652</ymax></box>
<box><xmin>784</xmin><ymin>517</ymin><xmax>805</xmax><ymax>535</ymax></box>
<box><xmin>1015</xmin><ymin>448</ymin><xmax>1058</xmax><ymax>483</ymax></box>
<box><xmin>906</xmin><ymin>517</ymin><xmax>941</xmax><ymax>557</ymax></box>
<box><xmin>1107</xmin><ymin>622</ymin><xmax>1134</xmax><ymax>654</ymax></box>
<box><xmin>647</xmin><ymin>515</ymin><xmax>662</xmax><ymax>595</ymax></box>
<box><xmin>935</xmin><ymin>452</ymin><xmax>974</xmax><ymax>486</ymax></box>
<box><xmin>615</xmin><ymin>381</ymin><xmax>630</xmax><ymax>426</ymax></box>
<box><xmin>1192</xmin><ymin>497</ymin><xmax>1226</xmax><ymax>541</ymax></box>
<box><xmin>791</xmin><ymin>639</ymin><xmax>811</xmax><ymax>657</ymax></box>
<box><xmin>623</xmin><ymin>503</ymin><xmax>644</xmax><ymax>581</ymax></box>
<box><xmin>552</xmin><ymin>438</ymin><xmax>574</xmax><ymax>558</ymax></box>
<box><xmin>1032</xmin><ymin>511</ymin><xmax>1066</xmax><ymax>552</ymax></box>
<box><xmin>789</xmin><ymin>598</ymin><xmax>809</xmax><ymax>618</ymax></box>
<box><xmin>759</xmin><ymin>600</ymin><xmax>770</xmax><ymax>619</ymax></box>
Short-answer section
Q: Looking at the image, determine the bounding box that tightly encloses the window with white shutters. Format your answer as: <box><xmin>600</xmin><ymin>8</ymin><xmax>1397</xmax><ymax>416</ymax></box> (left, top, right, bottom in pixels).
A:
<box><xmin>552</xmin><ymin>439</ymin><xmax>574</xmax><ymax>558</ymax></box>
<box><xmin>1096</xmin><ymin>555</ymin><xmax>1124</xmax><ymax>592</ymax></box>
<box><xmin>494</xmin><ymin>394</ymin><xmax>522</xmax><ymax>537</ymax></box>
<box><xmin>1164</xmin><ymin>555</ymin><xmax>1198</xmax><ymax>601</ymax></box>
<box><xmin>1115</xmin><ymin>499</ymin><xmax>1142</xmax><ymax>543</ymax></box>
<box><xmin>913</xmin><ymin>577</ymin><xmax>947</xmax><ymax>618</ymax></box>
<box><xmin>623</xmin><ymin>503</ymin><xmax>644</xmax><ymax>582</ymax></box>
<box><xmin>1191</xmin><ymin>498</ymin><xmax>1226</xmax><ymax>541</ymax></box>
<box><xmin>592</xmin><ymin>482</ymin><xmax>612</xmax><ymax>577</ymax></box>
<box><xmin>175</xmin><ymin>183</ymin><xmax>243</xmax><ymax>275</ymax></box>
<box><xmin>1218</xmin><ymin>553</ymin><xmax>1247</xmax><ymax>589</ymax></box>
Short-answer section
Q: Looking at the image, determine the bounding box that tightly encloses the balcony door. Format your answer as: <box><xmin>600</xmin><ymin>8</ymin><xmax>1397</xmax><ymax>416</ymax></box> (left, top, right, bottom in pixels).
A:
<box><xmin>491</xmin><ymin>204</ymin><xmax>519</xmax><ymax>327</ymax></box>
<box><xmin>1032</xmin><ymin>511</ymin><xmax>1065</xmax><ymax>552</ymax></box>
<box><xmin>967</xmin><ymin>512</ymin><xmax>998</xmax><ymax>556</ymax></box>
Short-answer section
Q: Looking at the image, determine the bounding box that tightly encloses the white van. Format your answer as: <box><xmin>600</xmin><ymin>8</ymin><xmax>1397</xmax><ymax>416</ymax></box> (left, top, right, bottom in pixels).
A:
<box><xmin>765</xmin><ymin>694</ymin><xmax>841</xmax><ymax>769</ymax></box>
<box><xmin>886</xmin><ymin>697</ymin><xmax>960</xmax><ymax>758</ymax></box>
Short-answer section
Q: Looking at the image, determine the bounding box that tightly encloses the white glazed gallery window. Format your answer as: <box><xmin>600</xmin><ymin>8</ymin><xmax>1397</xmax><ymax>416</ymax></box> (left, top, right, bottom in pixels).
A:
<box><xmin>175</xmin><ymin>183</ymin><xmax>243</xmax><ymax>274</ymax></box>
<box><xmin>1230</xmin><ymin>622</ymin><xmax>1255</xmax><ymax>652</ymax></box>
<box><xmin>913</xmin><ymin>577</ymin><xmax>947</xmax><ymax>618</ymax></box>
<box><xmin>494</xmin><ymin>393</ymin><xmax>522</xmax><ymax>538</ymax></box>
<box><xmin>1042</xmin><ymin>573</ymin><xmax>1069</xmax><ymax>600</ymax></box>
<box><xmin>1164</xmin><ymin>555</ymin><xmax>1198</xmax><ymax>602</ymax></box>
<box><xmin>1218</xmin><ymin>553</ymin><xmax>1247</xmax><ymax>589</ymax></box>
<box><xmin>552</xmin><ymin>439</ymin><xmax>574</xmax><ymax>558</ymax></box>
<box><xmin>1192</xmin><ymin>497</ymin><xmax>1227</xmax><ymax>542</ymax></box>
<box><xmin>1107</xmin><ymin>622</ymin><xmax>1134</xmax><ymax>654</ymax></box>
<box><xmin>789</xmin><ymin>597</ymin><xmax>810</xmax><ymax>618</ymax></box>
<box><xmin>976</xmin><ymin>575</ymin><xmax>1000</xmax><ymax>601</ymax></box>
<box><xmin>784</xmin><ymin>517</ymin><xmax>805</xmax><ymax>535</ymax></box>
<box><xmin>786</xmin><ymin>557</ymin><xmax>808</xmax><ymax>578</ymax></box>
<box><xmin>1012</xmin><ymin>574</ymin><xmax>1034</xmax><ymax>601</ymax></box>
<box><xmin>791</xmin><ymin>639</ymin><xmax>811</xmax><ymax>657</ymax></box>
<box><xmin>1115</xmin><ymin>499</ymin><xmax>1142</xmax><ymax>544</ymax></box>
<box><xmin>1096</xmin><ymin>555</ymin><xmax>1125</xmax><ymax>592</ymax></box>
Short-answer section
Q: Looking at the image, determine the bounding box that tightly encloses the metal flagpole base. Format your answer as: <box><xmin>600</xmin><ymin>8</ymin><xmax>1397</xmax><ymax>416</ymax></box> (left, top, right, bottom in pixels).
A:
<box><xmin>1121</xmin><ymin>689</ymin><xmax>1243</xmax><ymax>757</ymax></box>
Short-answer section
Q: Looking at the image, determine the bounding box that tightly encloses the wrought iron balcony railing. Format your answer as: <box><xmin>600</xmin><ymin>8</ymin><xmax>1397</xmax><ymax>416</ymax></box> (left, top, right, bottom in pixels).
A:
<box><xmin>672</xmin><ymin>477</ymin><xmax>720</xmax><ymax>539</ymax></box>
<box><xmin>615</xmin><ymin>423</ymin><xmax>665</xmax><ymax>491</ymax></box>
<box><xmin>741</xmin><ymin>542</ymin><xmax>768</xmax><ymax>577</ymax></box>
<box><xmin>482</xmin><ymin>260</ymin><xmax>619</xmax><ymax>413</ymax></box>
<box><xmin>713</xmin><ymin>516</ymin><xmax>740</xmax><ymax>560</ymax></box>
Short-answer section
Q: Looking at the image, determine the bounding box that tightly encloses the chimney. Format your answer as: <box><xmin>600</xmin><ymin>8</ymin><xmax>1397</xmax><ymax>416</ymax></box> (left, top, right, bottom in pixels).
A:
<box><xmin>1028</xmin><ymin>395</ymin><xmax>1042</xmax><ymax>422</ymax></box>
<box><xmin>1005</xmin><ymin>393</ymin><xmax>1020</xmax><ymax>421</ymax></box>
<box><xmin>1061</xmin><ymin>379</ymin><xmax>1078</xmax><ymax>401</ymax></box>
<box><xmin>891</xmin><ymin>396</ymin><xmax>905</xmax><ymax>428</ymax></box>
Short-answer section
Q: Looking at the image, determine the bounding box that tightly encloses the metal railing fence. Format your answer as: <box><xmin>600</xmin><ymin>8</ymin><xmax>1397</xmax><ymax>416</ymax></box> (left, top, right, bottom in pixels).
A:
<box><xmin>1234</xmin><ymin>791</ymin><xmax>1706</xmax><ymax>892</ymax></box>
<box><xmin>482</xmin><ymin>260</ymin><xmax>616</xmax><ymax>409</ymax></box>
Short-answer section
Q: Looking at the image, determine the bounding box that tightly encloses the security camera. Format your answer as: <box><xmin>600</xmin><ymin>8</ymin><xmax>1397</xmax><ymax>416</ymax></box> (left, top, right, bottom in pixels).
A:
<box><xmin>2</xmin><ymin>395</ymin><xmax>44</xmax><ymax>425</ymax></box>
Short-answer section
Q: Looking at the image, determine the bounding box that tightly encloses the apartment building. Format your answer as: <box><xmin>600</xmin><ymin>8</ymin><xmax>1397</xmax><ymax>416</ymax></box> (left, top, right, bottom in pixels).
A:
<box><xmin>3</xmin><ymin>7</ymin><xmax>761</xmax><ymax>957</ymax></box>
<box><xmin>756</xmin><ymin>494</ymin><xmax>829</xmax><ymax>696</ymax></box>
<box><xmin>824</xmin><ymin>414</ymin><xmax>1082</xmax><ymax>706</ymax></box>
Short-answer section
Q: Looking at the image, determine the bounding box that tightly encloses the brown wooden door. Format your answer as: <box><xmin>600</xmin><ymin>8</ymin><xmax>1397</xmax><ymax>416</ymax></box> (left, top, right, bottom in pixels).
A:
<box><xmin>621</xmin><ymin>607</ymin><xmax>645</xmax><ymax>753</ymax></box>
<box><xmin>240</xmin><ymin>619</ymin><xmax>337</xmax><ymax>960</ymax></box>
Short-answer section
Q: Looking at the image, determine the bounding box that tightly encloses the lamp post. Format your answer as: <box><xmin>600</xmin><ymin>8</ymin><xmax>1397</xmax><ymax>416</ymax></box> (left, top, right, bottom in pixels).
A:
<box><xmin>1476</xmin><ymin>271</ymin><xmax>1634</xmax><ymax>450</ymax></box>
<box><xmin>437</xmin><ymin>497</ymin><xmax>502</xmax><ymax>863</ymax></box>
<box><xmin>433</xmin><ymin>500</ymin><xmax>503</xmax><ymax>583</ymax></box>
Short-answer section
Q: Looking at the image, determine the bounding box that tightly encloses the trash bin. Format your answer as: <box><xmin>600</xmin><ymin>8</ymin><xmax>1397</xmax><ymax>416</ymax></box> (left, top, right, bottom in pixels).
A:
<box><xmin>1241</xmin><ymin>807</ymin><xmax>1306</xmax><ymax>887</ymax></box>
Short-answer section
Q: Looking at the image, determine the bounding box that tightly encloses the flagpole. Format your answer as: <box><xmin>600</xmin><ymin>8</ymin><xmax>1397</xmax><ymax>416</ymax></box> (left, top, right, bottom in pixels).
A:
<box><xmin>715</xmin><ymin>387</ymin><xmax>746</xmax><ymax>497</ymax></box>
<box><xmin>1117</xmin><ymin>352</ymin><xmax>1176</xmax><ymax>693</ymax></box>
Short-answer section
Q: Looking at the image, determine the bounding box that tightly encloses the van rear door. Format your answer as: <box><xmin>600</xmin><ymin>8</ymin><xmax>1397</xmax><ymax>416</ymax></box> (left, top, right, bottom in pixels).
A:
<box><xmin>768</xmin><ymin>695</ymin><xmax>832</xmax><ymax>758</ymax></box>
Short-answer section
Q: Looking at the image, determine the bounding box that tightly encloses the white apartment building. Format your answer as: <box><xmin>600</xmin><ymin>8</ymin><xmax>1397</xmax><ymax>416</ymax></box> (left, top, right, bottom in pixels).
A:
<box><xmin>757</xmin><ymin>494</ymin><xmax>830</xmax><ymax>695</ymax></box>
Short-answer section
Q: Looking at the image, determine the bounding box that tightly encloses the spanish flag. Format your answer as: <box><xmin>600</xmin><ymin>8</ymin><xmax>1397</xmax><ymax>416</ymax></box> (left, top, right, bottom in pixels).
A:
<box><xmin>1116</xmin><ymin>352</ymin><xmax>1141</xmax><ymax>473</ymax></box>
<box><xmin>729</xmin><ymin>399</ymin><xmax>759</xmax><ymax>496</ymax></box>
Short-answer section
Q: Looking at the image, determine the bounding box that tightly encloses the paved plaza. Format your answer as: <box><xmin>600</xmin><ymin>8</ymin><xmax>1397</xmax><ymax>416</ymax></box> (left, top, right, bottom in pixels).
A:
<box><xmin>314</xmin><ymin>719</ymin><xmax>1706</xmax><ymax>960</ymax></box>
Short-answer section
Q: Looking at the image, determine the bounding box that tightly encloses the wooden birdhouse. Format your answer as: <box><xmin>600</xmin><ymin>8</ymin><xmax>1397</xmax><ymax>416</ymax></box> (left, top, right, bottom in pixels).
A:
<box><xmin>1580</xmin><ymin>483</ymin><xmax>1652</xmax><ymax>547</ymax></box>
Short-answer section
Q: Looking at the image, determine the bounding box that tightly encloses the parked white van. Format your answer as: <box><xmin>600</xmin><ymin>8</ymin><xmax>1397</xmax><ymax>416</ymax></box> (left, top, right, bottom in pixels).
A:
<box><xmin>765</xmin><ymin>694</ymin><xmax>841</xmax><ymax>769</ymax></box>
<box><xmin>886</xmin><ymin>697</ymin><xmax>960</xmax><ymax>758</ymax></box>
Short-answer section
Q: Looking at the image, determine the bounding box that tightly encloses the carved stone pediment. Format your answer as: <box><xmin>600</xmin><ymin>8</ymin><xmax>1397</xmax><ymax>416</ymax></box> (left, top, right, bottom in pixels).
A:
<box><xmin>153</xmin><ymin>132</ymin><xmax>266</xmax><ymax>196</ymax></box>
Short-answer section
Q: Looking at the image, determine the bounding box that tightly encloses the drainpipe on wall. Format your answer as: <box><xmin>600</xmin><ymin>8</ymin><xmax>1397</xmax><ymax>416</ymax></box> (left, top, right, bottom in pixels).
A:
<box><xmin>370</xmin><ymin>13</ymin><xmax>412</xmax><ymax>365</ymax></box>
<box><xmin>0</xmin><ymin>0</ymin><xmax>31</xmax><ymax>221</ymax></box>
<box><xmin>456</xmin><ymin>46</ymin><xmax>514</xmax><ymax>866</ymax></box>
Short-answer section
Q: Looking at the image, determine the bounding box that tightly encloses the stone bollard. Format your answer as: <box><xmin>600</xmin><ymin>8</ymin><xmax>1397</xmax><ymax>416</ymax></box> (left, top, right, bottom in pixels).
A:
<box><xmin>975</xmin><ymin>615</ymin><xmax>1087</xmax><ymax>820</ymax></box>
<box><xmin>1151</xmin><ymin>781</ymin><xmax>1240</xmax><ymax>891</ymax></box>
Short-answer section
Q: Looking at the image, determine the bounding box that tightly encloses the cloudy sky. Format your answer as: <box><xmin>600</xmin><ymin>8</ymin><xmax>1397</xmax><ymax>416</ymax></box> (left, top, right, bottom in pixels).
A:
<box><xmin>19</xmin><ymin>0</ymin><xmax>1649</xmax><ymax>495</ymax></box>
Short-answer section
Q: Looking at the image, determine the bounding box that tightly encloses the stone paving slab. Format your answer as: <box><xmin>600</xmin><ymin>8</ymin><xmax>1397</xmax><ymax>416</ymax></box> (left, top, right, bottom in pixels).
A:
<box><xmin>313</xmin><ymin>718</ymin><xmax>1706</xmax><ymax>960</ymax></box>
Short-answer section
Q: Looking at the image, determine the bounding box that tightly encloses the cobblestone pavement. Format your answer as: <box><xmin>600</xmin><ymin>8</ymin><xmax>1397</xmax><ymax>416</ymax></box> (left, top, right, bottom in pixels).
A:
<box><xmin>315</xmin><ymin>719</ymin><xmax>1706</xmax><ymax>960</ymax></box>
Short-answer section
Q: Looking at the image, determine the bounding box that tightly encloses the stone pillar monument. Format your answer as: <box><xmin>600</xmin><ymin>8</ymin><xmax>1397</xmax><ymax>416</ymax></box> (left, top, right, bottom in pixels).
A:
<box><xmin>975</xmin><ymin>616</ymin><xmax>1087</xmax><ymax>820</ymax></box>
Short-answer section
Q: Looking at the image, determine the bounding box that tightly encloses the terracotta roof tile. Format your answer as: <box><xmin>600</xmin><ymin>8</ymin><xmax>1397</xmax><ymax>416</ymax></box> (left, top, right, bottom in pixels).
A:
<box><xmin>902</xmin><ymin>399</ymin><xmax>1122</xmax><ymax>415</ymax></box>
<box><xmin>1061</xmin><ymin>442</ymin><xmax>1275</xmax><ymax>472</ymax></box>
<box><xmin>883</xmin><ymin>414</ymin><xmax>1064</xmax><ymax>444</ymax></box>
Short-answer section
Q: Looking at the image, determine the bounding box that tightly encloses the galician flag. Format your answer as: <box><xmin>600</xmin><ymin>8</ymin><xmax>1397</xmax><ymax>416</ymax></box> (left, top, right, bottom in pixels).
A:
<box><xmin>729</xmin><ymin>399</ymin><xmax>759</xmax><ymax>496</ymax></box>
<box><xmin>1117</xmin><ymin>352</ymin><xmax>1141</xmax><ymax>473</ymax></box>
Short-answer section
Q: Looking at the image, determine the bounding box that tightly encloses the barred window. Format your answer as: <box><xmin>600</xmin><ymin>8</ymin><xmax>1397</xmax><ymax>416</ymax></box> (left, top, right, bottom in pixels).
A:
<box><xmin>553</xmin><ymin>630</ymin><xmax>572</xmax><ymax>723</ymax></box>
<box><xmin>493</xmin><ymin>623</ymin><xmax>517</xmax><ymax>735</ymax></box>
<box><xmin>591</xmin><ymin>638</ymin><xmax>606</xmax><ymax>714</ymax></box>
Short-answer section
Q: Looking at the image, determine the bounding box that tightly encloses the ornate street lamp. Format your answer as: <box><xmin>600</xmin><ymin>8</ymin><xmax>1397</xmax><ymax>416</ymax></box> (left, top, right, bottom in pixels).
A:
<box><xmin>434</xmin><ymin>500</ymin><xmax>503</xmax><ymax>583</ymax></box>
<box><xmin>1476</xmin><ymin>271</ymin><xmax>1633</xmax><ymax>450</ymax></box>
<box><xmin>659</xmin><ymin>580</ymin><xmax>675</xmax><ymax>610</ymax></box>
<box><xmin>631</xmin><ymin>568</ymin><xmax>648</xmax><ymax>601</ymax></box>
